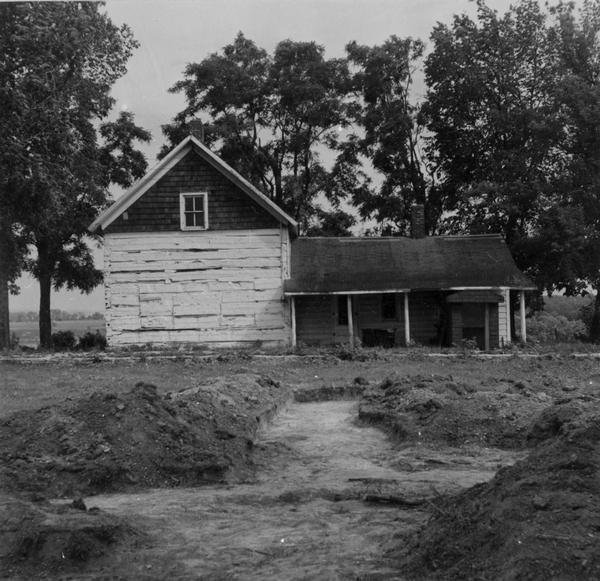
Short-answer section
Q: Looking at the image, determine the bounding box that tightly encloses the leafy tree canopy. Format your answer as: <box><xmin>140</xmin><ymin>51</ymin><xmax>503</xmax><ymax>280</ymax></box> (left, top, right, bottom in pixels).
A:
<box><xmin>535</xmin><ymin>0</ymin><xmax>600</xmax><ymax>339</ymax></box>
<box><xmin>423</xmin><ymin>0</ymin><xmax>565</xmax><ymax>247</ymax></box>
<box><xmin>164</xmin><ymin>32</ymin><xmax>357</xmax><ymax>233</ymax></box>
<box><xmin>345</xmin><ymin>36</ymin><xmax>443</xmax><ymax>235</ymax></box>
<box><xmin>423</xmin><ymin>0</ymin><xmax>600</xmax><ymax>340</ymax></box>
<box><xmin>0</xmin><ymin>2</ymin><xmax>150</xmax><ymax>347</ymax></box>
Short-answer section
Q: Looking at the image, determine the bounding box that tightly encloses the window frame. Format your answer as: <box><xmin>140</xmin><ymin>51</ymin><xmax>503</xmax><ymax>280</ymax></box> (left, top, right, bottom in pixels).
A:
<box><xmin>179</xmin><ymin>192</ymin><xmax>208</xmax><ymax>231</ymax></box>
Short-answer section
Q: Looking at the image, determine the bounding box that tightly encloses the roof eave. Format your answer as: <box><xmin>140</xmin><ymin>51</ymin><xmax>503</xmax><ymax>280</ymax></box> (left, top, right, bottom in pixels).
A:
<box><xmin>284</xmin><ymin>282</ymin><xmax>538</xmax><ymax>295</ymax></box>
<box><xmin>89</xmin><ymin>137</ymin><xmax>194</xmax><ymax>233</ymax></box>
<box><xmin>188</xmin><ymin>137</ymin><xmax>297</xmax><ymax>230</ymax></box>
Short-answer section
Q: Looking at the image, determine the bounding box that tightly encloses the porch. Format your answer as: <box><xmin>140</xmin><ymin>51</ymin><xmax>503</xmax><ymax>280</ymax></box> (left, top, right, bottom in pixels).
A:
<box><xmin>287</xmin><ymin>289</ymin><xmax>528</xmax><ymax>350</ymax></box>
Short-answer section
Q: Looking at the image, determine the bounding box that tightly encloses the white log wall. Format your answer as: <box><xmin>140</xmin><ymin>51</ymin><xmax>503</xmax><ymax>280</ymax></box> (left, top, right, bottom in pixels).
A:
<box><xmin>103</xmin><ymin>229</ymin><xmax>290</xmax><ymax>347</ymax></box>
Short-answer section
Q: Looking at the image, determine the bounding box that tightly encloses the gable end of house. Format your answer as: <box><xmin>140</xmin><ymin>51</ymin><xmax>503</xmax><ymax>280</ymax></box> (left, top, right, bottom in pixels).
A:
<box><xmin>89</xmin><ymin>135</ymin><xmax>297</xmax><ymax>234</ymax></box>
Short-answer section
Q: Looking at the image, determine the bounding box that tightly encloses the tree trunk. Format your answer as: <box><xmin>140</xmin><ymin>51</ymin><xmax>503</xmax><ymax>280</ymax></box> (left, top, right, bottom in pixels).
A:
<box><xmin>272</xmin><ymin>164</ymin><xmax>283</xmax><ymax>206</ymax></box>
<box><xmin>0</xmin><ymin>215</ymin><xmax>11</xmax><ymax>349</ymax></box>
<box><xmin>0</xmin><ymin>252</ymin><xmax>9</xmax><ymax>350</ymax></box>
<box><xmin>589</xmin><ymin>290</ymin><xmax>600</xmax><ymax>344</ymax></box>
<box><xmin>38</xmin><ymin>247</ymin><xmax>53</xmax><ymax>349</ymax></box>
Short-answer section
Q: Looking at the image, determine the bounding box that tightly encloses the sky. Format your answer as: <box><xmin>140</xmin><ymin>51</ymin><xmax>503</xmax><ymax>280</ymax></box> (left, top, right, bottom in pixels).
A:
<box><xmin>11</xmin><ymin>0</ymin><xmax>516</xmax><ymax>313</ymax></box>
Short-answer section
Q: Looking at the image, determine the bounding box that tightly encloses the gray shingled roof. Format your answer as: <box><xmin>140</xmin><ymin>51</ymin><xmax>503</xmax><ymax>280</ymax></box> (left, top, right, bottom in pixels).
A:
<box><xmin>284</xmin><ymin>235</ymin><xmax>535</xmax><ymax>294</ymax></box>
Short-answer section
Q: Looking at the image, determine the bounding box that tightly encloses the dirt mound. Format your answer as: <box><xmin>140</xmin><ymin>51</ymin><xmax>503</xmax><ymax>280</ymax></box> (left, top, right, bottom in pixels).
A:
<box><xmin>397</xmin><ymin>397</ymin><xmax>600</xmax><ymax>581</ymax></box>
<box><xmin>0</xmin><ymin>374</ymin><xmax>285</xmax><ymax>498</ymax></box>
<box><xmin>527</xmin><ymin>396</ymin><xmax>600</xmax><ymax>445</ymax></box>
<box><xmin>358</xmin><ymin>374</ymin><xmax>548</xmax><ymax>449</ymax></box>
<box><xmin>0</xmin><ymin>493</ymin><xmax>140</xmax><ymax>579</ymax></box>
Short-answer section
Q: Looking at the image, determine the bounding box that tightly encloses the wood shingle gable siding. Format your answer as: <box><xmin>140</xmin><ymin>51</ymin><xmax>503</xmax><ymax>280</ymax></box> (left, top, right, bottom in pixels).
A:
<box><xmin>105</xmin><ymin>151</ymin><xmax>279</xmax><ymax>233</ymax></box>
<box><xmin>89</xmin><ymin>134</ymin><xmax>297</xmax><ymax>234</ymax></box>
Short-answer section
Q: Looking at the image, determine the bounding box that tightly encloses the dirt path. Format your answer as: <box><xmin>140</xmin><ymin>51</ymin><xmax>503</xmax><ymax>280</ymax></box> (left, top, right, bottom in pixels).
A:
<box><xmin>83</xmin><ymin>399</ymin><xmax>519</xmax><ymax>580</ymax></box>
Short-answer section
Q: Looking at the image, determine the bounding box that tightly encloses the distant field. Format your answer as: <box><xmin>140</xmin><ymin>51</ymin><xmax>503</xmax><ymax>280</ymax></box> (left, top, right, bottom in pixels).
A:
<box><xmin>11</xmin><ymin>319</ymin><xmax>105</xmax><ymax>347</ymax></box>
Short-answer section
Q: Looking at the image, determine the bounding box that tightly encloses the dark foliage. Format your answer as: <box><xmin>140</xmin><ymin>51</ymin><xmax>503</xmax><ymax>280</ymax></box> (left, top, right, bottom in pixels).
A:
<box><xmin>51</xmin><ymin>331</ymin><xmax>77</xmax><ymax>352</ymax></box>
<box><xmin>77</xmin><ymin>331</ymin><xmax>107</xmax><ymax>351</ymax></box>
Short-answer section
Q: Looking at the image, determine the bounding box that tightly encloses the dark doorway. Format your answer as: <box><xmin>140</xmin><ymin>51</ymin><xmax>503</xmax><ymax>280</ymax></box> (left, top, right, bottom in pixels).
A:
<box><xmin>462</xmin><ymin>303</ymin><xmax>486</xmax><ymax>349</ymax></box>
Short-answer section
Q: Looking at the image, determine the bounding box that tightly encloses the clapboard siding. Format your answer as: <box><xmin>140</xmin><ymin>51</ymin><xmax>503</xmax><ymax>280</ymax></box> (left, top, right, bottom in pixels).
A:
<box><xmin>296</xmin><ymin>291</ymin><xmax>443</xmax><ymax>347</ymax></box>
<box><xmin>356</xmin><ymin>292</ymin><xmax>440</xmax><ymax>346</ymax></box>
<box><xmin>106</xmin><ymin>151</ymin><xmax>279</xmax><ymax>233</ymax></box>
<box><xmin>357</xmin><ymin>294</ymin><xmax>403</xmax><ymax>338</ymax></box>
<box><xmin>489</xmin><ymin>304</ymin><xmax>500</xmax><ymax>349</ymax></box>
<box><xmin>104</xmin><ymin>229</ymin><xmax>290</xmax><ymax>347</ymax></box>
<box><xmin>409</xmin><ymin>292</ymin><xmax>441</xmax><ymax>345</ymax></box>
<box><xmin>498</xmin><ymin>288</ymin><xmax>511</xmax><ymax>346</ymax></box>
<box><xmin>296</xmin><ymin>296</ymin><xmax>335</xmax><ymax>345</ymax></box>
<box><xmin>449</xmin><ymin>301</ymin><xmax>501</xmax><ymax>349</ymax></box>
<box><xmin>450</xmin><ymin>304</ymin><xmax>463</xmax><ymax>345</ymax></box>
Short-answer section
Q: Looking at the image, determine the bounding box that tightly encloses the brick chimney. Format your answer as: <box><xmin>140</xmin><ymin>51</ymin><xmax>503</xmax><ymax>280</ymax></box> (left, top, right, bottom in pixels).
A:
<box><xmin>188</xmin><ymin>119</ymin><xmax>204</xmax><ymax>142</ymax></box>
<box><xmin>411</xmin><ymin>204</ymin><xmax>426</xmax><ymax>239</ymax></box>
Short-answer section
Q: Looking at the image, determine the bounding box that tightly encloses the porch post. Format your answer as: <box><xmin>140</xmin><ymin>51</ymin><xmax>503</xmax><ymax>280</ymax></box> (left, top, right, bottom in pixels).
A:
<box><xmin>347</xmin><ymin>294</ymin><xmax>354</xmax><ymax>347</ymax></box>
<box><xmin>290</xmin><ymin>296</ymin><xmax>297</xmax><ymax>348</ymax></box>
<box><xmin>404</xmin><ymin>292</ymin><xmax>410</xmax><ymax>346</ymax></box>
<box><xmin>519</xmin><ymin>290</ymin><xmax>526</xmax><ymax>343</ymax></box>
<box><xmin>484</xmin><ymin>303</ymin><xmax>490</xmax><ymax>351</ymax></box>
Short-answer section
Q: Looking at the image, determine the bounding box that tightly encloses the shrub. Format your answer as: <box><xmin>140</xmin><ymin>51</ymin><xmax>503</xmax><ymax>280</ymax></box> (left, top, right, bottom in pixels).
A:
<box><xmin>460</xmin><ymin>337</ymin><xmax>479</xmax><ymax>352</ymax></box>
<box><xmin>51</xmin><ymin>330</ymin><xmax>77</xmax><ymax>351</ymax></box>
<box><xmin>578</xmin><ymin>302</ymin><xmax>595</xmax><ymax>337</ymax></box>
<box><xmin>527</xmin><ymin>312</ymin><xmax>587</xmax><ymax>344</ymax></box>
<box><xmin>78</xmin><ymin>330</ymin><xmax>107</xmax><ymax>351</ymax></box>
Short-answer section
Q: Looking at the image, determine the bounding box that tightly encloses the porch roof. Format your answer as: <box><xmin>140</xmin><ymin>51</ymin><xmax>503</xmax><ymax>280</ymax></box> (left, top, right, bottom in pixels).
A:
<box><xmin>446</xmin><ymin>290</ymin><xmax>504</xmax><ymax>303</ymax></box>
<box><xmin>284</xmin><ymin>235</ymin><xmax>535</xmax><ymax>295</ymax></box>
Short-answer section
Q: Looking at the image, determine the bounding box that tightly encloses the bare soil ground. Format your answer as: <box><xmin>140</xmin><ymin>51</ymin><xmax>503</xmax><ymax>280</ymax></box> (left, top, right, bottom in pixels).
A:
<box><xmin>0</xmin><ymin>374</ymin><xmax>284</xmax><ymax>498</ymax></box>
<box><xmin>2</xmin><ymin>398</ymin><xmax>514</xmax><ymax>580</ymax></box>
<box><xmin>1</xmin><ymin>493</ymin><xmax>142</xmax><ymax>578</ymax></box>
<box><xmin>358</xmin><ymin>373</ymin><xmax>553</xmax><ymax>448</ymax></box>
<box><xmin>1</xmin><ymin>352</ymin><xmax>599</xmax><ymax>579</ymax></box>
<box><xmin>396</xmin><ymin>397</ymin><xmax>600</xmax><ymax>580</ymax></box>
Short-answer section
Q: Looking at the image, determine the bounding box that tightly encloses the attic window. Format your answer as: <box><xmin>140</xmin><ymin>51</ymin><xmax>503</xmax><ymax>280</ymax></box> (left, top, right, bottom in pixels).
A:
<box><xmin>180</xmin><ymin>193</ymin><xmax>208</xmax><ymax>230</ymax></box>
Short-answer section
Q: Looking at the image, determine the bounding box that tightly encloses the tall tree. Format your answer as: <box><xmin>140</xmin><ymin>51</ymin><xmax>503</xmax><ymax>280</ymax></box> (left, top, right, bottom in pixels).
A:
<box><xmin>0</xmin><ymin>3</ymin><xmax>33</xmax><ymax>348</ymax></box>
<box><xmin>422</xmin><ymin>0</ymin><xmax>570</xmax><ymax>337</ymax></box>
<box><xmin>1</xmin><ymin>2</ymin><xmax>150</xmax><ymax>348</ymax></box>
<box><xmin>424</xmin><ymin>0</ymin><xmax>564</xmax><ymax>246</ymax></box>
<box><xmin>423</xmin><ymin>0</ymin><xmax>600</xmax><ymax>341</ymax></box>
<box><xmin>530</xmin><ymin>0</ymin><xmax>600</xmax><ymax>340</ymax></box>
<box><xmin>164</xmin><ymin>32</ymin><xmax>355</xmax><ymax>232</ymax></box>
<box><xmin>345</xmin><ymin>36</ymin><xmax>442</xmax><ymax>235</ymax></box>
<box><xmin>423</xmin><ymin>0</ymin><xmax>564</xmax><ymax>251</ymax></box>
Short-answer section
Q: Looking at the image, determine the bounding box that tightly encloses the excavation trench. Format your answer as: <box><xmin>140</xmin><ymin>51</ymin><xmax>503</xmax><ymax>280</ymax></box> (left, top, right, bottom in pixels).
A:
<box><xmin>82</xmin><ymin>396</ymin><xmax>518</xmax><ymax>580</ymax></box>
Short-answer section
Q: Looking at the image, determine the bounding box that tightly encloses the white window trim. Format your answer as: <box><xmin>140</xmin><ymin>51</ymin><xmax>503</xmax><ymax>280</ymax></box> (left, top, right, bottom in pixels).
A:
<box><xmin>179</xmin><ymin>192</ymin><xmax>208</xmax><ymax>231</ymax></box>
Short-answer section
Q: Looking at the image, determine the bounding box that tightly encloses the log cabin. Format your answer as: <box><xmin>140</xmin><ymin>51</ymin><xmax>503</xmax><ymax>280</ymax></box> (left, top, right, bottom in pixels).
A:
<box><xmin>90</xmin><ymin>132</ymin><xmax>535</xmax><ymax>350</ymax></box>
